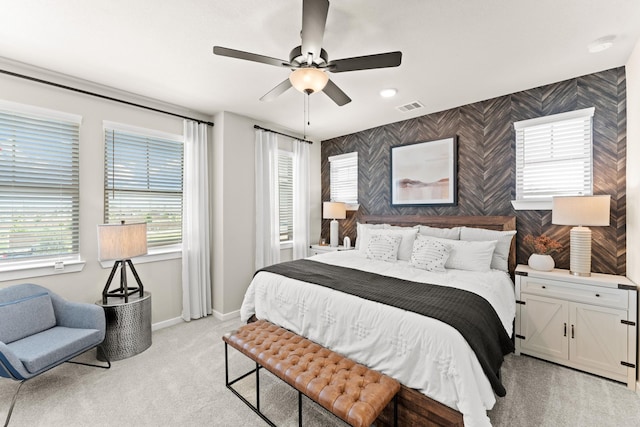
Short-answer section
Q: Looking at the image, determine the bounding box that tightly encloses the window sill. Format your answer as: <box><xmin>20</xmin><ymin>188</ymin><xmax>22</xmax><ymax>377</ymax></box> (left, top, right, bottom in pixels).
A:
<box><xmin>99</xmin><ymin>246</ymin><xmax>182</xmax><ymax>269</ymax></box>
<box><xmin>0</xmin><ymin>259</ymin><xmax>86</xmax><ymax>282</ymax></box>
<box><xmin>511</xmin><ymin>200</ymin><xmax>552</xmax><ymax>211</ymax></box>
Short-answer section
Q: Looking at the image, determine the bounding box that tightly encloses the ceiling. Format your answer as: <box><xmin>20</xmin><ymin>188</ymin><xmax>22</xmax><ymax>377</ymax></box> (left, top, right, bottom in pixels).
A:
<box><xmin>1</xmin><ymin>0</ymin><xmax>639</xmax><ymax>141</ymax></box>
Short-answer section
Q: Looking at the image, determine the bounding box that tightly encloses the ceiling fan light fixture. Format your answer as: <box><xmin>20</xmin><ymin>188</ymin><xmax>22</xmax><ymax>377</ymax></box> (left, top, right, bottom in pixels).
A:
<box><xmin>289</xmin><ymin>68</ymin><xmax>329</xmax><ymax>94</ymax></box>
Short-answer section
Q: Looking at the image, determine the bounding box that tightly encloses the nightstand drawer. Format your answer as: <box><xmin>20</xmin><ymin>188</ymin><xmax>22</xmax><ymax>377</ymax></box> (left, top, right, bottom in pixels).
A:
<box><xmin>521</xmin><ymin>277</ymin><xmax>628</xmax><ymax>309</ymax></box>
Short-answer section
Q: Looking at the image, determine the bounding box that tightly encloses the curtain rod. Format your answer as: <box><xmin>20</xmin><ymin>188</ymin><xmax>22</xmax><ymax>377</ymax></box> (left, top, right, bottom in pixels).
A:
<box><xmin>253</xmin><ymin>125</ymin><xmax>312</xmax><ymax>144</ymax></box>
<box><xmin>0</xmin><ymin>68</ymin><xmax>214</xmax><ymax>127</ymax></box>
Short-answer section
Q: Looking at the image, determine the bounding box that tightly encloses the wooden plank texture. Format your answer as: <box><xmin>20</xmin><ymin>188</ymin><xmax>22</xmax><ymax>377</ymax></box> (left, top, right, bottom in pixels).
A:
<box><xmin>321</xmin><ymin>67</ymin><xmax>627</xmax><ymax>275</ymax></box>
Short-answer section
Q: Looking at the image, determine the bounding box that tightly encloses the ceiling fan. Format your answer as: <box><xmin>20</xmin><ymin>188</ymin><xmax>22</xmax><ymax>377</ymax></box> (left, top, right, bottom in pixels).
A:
<box><xmin>213</xmin><ymin>0</ymin><xmax>402</xmax><ymax>106</ymax></box>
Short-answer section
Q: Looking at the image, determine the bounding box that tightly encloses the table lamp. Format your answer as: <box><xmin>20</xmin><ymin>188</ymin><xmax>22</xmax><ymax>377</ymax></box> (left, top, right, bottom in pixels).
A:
<box><xmin>97</xmin><ymin>221</ymin><xmax>148</xmax><ymax>303</ymax></box>
<box><xmin>552</xmin><ymin>195</ymin><xmax>610</xmax><ymax>276</ymax></box>
<box><xmin>323</xmin><ymin>202</ymin><xmax>346</xmax><ymax>247</ymax></box>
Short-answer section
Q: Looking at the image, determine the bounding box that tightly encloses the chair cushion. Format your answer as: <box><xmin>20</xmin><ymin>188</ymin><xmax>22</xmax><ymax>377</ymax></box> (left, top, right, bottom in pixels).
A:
<box><xmin>0</xmin><ymin>293</ymin><xmax>56</xmax><ymax>344</ymax></box>
<box><xmin>7</xmin><ymin>326</ymin><xmax>103</xmax><ymax>374</ymax></box>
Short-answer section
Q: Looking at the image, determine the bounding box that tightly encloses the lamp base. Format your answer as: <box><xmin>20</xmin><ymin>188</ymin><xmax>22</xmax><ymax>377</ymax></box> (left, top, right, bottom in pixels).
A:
<box><xmin>569</xmin><ymin>226</ymin><xmax>592</xmax><ymax>277</ymax></box>
<box><xmin>103</xmin><ymin>259</ymin><xmax>144</xmax><ymax>304</ymax></box>
<box><xmin>330</xmin><ymin>219</ymin><xmax>339</xmax><ymax>247</ymax></box>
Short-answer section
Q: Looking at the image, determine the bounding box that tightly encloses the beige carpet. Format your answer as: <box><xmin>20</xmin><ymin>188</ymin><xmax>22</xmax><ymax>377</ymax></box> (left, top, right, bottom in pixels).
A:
<box><xmin>1</xmin><ymin>316</ymin><xmax>639</xmax><ymax>426</ymax></box>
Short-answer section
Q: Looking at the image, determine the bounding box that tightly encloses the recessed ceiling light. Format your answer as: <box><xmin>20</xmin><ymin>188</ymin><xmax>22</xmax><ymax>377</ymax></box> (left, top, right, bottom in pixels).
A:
<box><xmin>380</xmin><ymin>88</ymin><xmax>397</xmax><ymax>98</ymax></box>
<box><xmin>588</xmin><ymin>35</ymin><xmax>615</xmax><ymax>53</ymax></box>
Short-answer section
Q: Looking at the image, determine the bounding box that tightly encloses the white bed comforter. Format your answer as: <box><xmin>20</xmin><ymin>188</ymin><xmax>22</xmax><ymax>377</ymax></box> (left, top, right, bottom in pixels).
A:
<box><xmin>240</xmin><ymin>250</ymin><xmax>516</xmax><ymax>427</ymax></box>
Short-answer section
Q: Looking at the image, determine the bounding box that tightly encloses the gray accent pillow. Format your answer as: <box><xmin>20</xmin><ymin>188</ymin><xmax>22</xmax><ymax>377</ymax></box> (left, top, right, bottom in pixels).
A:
<box><xmin>0</xmin><ymin>293</ymin><xmax>56</xmax><ymax>344</ymax></box>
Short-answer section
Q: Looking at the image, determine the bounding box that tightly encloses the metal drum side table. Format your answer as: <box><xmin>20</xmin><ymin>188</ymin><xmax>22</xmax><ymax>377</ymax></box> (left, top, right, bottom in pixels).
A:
<box><xmin>96</xmin><ymin>291</ymin><xmax>152</xmax><ymax>361</ymax></box>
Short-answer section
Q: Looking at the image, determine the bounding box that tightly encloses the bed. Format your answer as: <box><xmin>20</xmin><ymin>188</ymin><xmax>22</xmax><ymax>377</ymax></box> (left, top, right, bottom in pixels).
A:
<box><xmin>240</xmin><ymin>215</ymin><xmax>517</xmax><ymax>427</ymax></box>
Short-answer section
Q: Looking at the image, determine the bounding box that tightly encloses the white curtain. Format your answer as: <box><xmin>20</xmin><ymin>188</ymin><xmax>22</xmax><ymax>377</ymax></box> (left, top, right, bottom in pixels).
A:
<box><xmin>292</xmin><ymin>139</ymin><xmax>310</xmax><ymax>259</ymax></box>
<box><xmin>255</xmin><ymin>130</ymin><xmax>280</xmax><ymax>269</ymax></box>
<box><xmin>181</xmin><ymin>120</ymin><xmax>211</xmax><ymax>321</ymax></box>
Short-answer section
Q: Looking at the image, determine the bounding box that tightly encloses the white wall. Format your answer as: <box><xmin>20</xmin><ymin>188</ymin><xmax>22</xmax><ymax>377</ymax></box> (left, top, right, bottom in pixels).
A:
<box><xmin>0</xmin><ymin>68</ymin><xmax>188</xmax><ymax>324</ymax></box>
<box><xmin>0</xmin><ymin>61</ymin><xmax>323</xmax><ymax>323</ymax></box>
<box><xmin>210</xmin><ymin>111</ymin><xmax>322</xmax><ymax>318</ymax></box>
<box><xmin>627</xmin><ymin>39</ymin><xmax>640</xmax><ymax>285</ymax></box>
<box><xmin>626</xmin><ymin>37</ymin><xmax>640</xmax><ymax>388</ymax></box>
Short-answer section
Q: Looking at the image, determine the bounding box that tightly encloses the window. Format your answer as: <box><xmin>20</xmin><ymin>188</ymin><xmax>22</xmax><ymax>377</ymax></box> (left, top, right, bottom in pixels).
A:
<box><xmin>512</xmin><ymin>107</ymin><xmax>595</xmax><ymax>210</ymax></box>
<box><xmin>0</xmin><ymin>100</ymin><xmax>81</xmax><ymax>264</ymax></box>
<box><xmin>329</xmin><ymin>152</ymin><xmax>358</xmax><ymax>206</ymax></box>
<box><xmin>104</xmin><ymin>122</ymin><xmax>183</xmax><ymax>249</ymax></box>
<box><xmin>278</xmin><ymin>150</ymin><xmax>293</xmax><ymax>243</ymax></box>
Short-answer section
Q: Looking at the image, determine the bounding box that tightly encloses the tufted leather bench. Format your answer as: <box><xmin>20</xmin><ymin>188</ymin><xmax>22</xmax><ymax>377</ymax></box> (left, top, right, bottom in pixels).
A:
<box><xmin>223</xmin><ymin>319</ymin><xmax>400</xmax><ymax>427</ymax></box>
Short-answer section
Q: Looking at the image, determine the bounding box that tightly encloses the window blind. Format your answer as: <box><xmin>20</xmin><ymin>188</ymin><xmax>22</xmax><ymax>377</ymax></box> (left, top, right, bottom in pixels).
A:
<box><xmin>0</xmin><ymin>103</ymin><xmax>80</xmax><ymax>262</ymax></box>
<box><xmin>514</xmin><ymin>108</ymin><xmax>594</xmax><ymax>202</ymax></box>
<box><xmin>104</xmin><ymin>127</ymin><xmax>183</xmax><ymax>248</ymax></box>
<box><xmin>329</xmin><ymin>152</ymin><xmax>358</xmax><ymax>204</ymax></box>
<box><xmin>278</xmin><ymin>151</ymin><xmax>293</xmax><ymax>243</ymax></box>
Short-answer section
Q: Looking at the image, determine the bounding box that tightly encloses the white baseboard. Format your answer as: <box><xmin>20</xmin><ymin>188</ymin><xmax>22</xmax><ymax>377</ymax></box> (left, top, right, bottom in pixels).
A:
<box><xmin>151</xmin><ymin>310</ymin><xmax>240</xmax><ymax>330</ymax></box>
<box><xmin>212</xmin><ymin>309</ymin><xmax>240</xmax><ymax>321</ymax></box>
<box><xmin>152</xmin><ymin>316</ymin><xmax>184</xmax><ymax>331</ymax></box>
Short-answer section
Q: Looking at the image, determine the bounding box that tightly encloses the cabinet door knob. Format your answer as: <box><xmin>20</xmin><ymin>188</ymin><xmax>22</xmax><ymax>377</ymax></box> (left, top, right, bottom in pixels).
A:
<box><xmin>571</xmin><ymin>324</ymin><xmax>575</xmax><ymax>339</ymax></box>
<box><xmin>541</xmin><ymin>285</ymin><xmax>546</xmax><ymax>289</ymax></box>
<box><xmin>595</xmin><ymin>294</ymin><xmax>600</xmax><ymax>297</ymax></box>
<box><xmin>564</xmin><ymin>322</ymin><xmax>567</xmax><ymax>337</ymax></box>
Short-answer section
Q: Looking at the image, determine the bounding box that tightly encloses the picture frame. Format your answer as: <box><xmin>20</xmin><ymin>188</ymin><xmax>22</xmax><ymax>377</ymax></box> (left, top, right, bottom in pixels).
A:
<box><xmin>390</xmin><ymin>136</ymin><xmax>457</xmax><ymax>206</ymax></box>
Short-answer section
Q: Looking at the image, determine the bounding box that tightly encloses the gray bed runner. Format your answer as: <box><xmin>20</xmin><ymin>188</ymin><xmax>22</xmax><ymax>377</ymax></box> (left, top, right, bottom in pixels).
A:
<box><xmin>258</xmin><ymin>258</ymin><xmax>514</xmax><ymax>397</ymax></box>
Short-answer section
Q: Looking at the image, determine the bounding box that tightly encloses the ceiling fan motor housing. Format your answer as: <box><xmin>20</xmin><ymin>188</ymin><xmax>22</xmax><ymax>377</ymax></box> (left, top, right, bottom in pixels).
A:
<box><xmin>289</xmin><ymin>46</ymin><xmax>328</xmax><ymax>67</ymax></box>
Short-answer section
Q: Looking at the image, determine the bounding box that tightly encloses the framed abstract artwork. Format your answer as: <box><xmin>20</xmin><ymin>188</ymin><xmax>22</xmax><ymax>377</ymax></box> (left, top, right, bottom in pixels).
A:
<box><xmin>390</xmin><ymin>136</ymin><xmax>457</xmax><ymax>206</ymax></box>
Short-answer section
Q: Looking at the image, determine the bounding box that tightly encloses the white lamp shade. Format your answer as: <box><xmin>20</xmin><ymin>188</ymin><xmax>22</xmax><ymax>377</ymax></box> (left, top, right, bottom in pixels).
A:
<box><xmin>323</xmin><ymin>202</ymin><xmax>346</xmax><ymax>220</ymax></box>
<box><xmin>552</xmin><ymin>195</ymin><xmax>611</xmax><ymax>226</ymax></box>
<box><xmin>97</xmin><ymin>222</ymin><xmax>148</xmax><ymax>261</ymax></box>
<box><xmin>289</xmin><ymin>68</ymin><xmax>329</xmax><ymax>94</ymax></box>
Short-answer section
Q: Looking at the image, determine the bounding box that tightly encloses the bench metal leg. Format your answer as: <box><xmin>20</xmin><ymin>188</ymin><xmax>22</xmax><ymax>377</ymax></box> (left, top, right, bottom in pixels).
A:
<box><xmin>224</xmin><ymin>342</ymin><xmax>276</xmax><ymax>427</ymax></box>
<box><xmin>225</xmin><ymin>341</ymin><xmax>396</xmax><ymax>427</ymax></box>
<box><xmin>256</xmin><ymin>362</ymin><xmax>260</xmax><ymax>413</ymax></box>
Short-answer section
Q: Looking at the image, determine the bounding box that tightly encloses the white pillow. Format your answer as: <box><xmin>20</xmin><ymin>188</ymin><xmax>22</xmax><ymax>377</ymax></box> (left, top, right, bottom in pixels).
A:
<box><xmin>417</xmin><ymin>225</ymin><xmax>461</xmax><ymax>240</ymax></box>
<box><xmin>418</xmin><ymin>235</ymin><xmax>497</xmax><ymax>272</ymax></box>
<box><xmin>365</xmin><ymin>228</ymin><xmax>418</xmax><ymax>261</ymax></box>
<box><xmin>410</xmin><ymin>235</ymin><xmax>451</xmax><ymax>272</ymax></box>
<box><xmin>355</xmin><ymin>222</ymin><xmax>388</xmax><ymax>250</ymax></box>
<box><xmin>365</xmin><ymin>234</ymin><xmax>402</xmax><ymax>262</ymax></box>
<box><xmin>460</xmin><ymin>227</ymin><xmax>516</xmax><ymax>272</ymax></box>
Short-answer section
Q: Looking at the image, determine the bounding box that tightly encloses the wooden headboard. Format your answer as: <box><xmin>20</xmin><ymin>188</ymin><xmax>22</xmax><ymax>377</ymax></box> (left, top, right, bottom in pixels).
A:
<box><xmin>362</xmin><ymin>215</ymin><xmax>517</xmax><ymax>275</ymax></box>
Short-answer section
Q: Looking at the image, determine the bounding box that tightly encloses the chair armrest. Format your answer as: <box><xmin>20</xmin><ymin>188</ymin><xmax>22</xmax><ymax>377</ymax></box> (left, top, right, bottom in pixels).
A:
<box><xmin>49</xmin><ymin>294</ymin><xmax>106</xmax><ymax>333</ymax></box>
<box><xmin>0</xmin><ymin>342</ymin><xmax>30</xmax><ymax>380</ymax></box>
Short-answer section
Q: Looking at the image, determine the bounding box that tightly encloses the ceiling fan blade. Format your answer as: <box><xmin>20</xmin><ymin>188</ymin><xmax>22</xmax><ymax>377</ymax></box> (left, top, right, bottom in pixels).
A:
<box><xmin>260</xmin><ymin>79</ymin><xmax>293</xmax><ymax>102</ymax></box>
<box><xmin>322</xmin><ymin>79</ymin><xmax>351</xmax><ymax>106</ymax></box>
<box><xmin>213</xmin><ymin>46</ymin><xmax>291</xmax><ymax>68</ymax></box>
<box><xmin>327</xmin><ymin>51</ymin><xmax>402</xmax><ymax>73</ymax></box>
<box><xmin>300</xmin><ymin>0</ymin><xmax>329</xmax><ymax>61</ymax></box>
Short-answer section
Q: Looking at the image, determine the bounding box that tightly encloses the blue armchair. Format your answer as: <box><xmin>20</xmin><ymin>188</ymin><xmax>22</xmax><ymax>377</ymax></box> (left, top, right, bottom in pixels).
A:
<box><xmin>0</xmin><ymin>283</ymin><xmax>110</xmax><ymax>425</ymax></box>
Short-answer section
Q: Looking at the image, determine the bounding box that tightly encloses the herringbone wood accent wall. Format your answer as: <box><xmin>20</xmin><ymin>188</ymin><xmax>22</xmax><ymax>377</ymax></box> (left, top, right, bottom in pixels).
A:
<box><xmin>321</xmin><ymin>67</ymin><xmax>626</xmax><ymax>275</ymax></box>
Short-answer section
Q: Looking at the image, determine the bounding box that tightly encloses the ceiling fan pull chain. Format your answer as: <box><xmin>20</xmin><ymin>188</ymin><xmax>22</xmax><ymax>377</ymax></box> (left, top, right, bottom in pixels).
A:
<box><xmin>303</xmin><ymin>92</ymin><xmax>308</xmax><ymax>139</ymax></box>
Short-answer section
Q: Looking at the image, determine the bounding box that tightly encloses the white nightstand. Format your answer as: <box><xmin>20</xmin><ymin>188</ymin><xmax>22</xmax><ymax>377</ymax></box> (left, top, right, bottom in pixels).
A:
<box><xmin>308</xmin><ymin>245</ymin><xmax>354</xmax><ymax>256</ymax></box>
<box><xmin>514</xmin><ymin>264</ymin><xmax>637</xmax><ymax>390</ymax></box>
